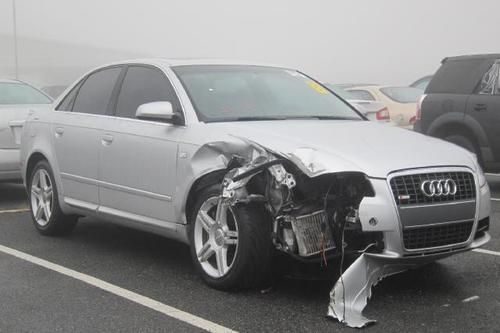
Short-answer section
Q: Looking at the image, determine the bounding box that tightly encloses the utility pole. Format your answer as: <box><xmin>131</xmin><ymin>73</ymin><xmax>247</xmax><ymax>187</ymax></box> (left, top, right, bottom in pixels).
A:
<box><xmin>12</xmin><ymin>0</ymin><xmax>19</xmax><ymax>79</ymax></box>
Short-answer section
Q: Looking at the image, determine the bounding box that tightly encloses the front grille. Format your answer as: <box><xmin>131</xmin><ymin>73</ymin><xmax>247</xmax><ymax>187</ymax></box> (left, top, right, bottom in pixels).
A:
<box><xmin>390</xmin><ymin>171</ymin><xmax>475</xmax><ymax>206</ymax></box>
<box><xmin>291</xmin><ymin>210</ymin><xmax>335</xmax><ymax>256</ymax></box>
<box><xmin>403</xmin><ymin>221</ymin><xmax>473</xmax><ymax>250</ymax></box>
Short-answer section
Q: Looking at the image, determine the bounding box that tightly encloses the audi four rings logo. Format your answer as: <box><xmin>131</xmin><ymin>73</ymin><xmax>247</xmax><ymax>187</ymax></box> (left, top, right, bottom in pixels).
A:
<box><xmin>420</xmin><ymin>179</ymin><xmax>458</xmax><ymax>197</ymax></box>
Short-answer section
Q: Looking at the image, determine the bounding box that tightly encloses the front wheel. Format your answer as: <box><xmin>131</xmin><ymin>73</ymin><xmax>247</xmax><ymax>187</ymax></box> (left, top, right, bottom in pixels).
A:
<box><xmin>28</xmin><ymin>160</ymin><xmax>78</xmax><ymax>236</ymax></box>
<box><xmin>189</xmin><ymin>184</ymin><xmax>273</xmax><ymax>290</ymax></box>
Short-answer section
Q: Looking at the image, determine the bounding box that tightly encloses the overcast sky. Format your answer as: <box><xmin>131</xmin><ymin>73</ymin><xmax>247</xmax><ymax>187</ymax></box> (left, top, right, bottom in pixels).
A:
<box><xmin>1</xmin><ymin>0</ymin><xmax>499</xmax><ymax>86</ymax></box>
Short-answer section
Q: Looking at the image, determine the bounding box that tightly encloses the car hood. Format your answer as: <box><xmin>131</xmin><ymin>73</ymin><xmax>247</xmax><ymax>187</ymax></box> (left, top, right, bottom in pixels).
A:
<box><xmin>206</xmin><ymin>120</ymin><xmax>476</xmax><ymax>178</ymax></box>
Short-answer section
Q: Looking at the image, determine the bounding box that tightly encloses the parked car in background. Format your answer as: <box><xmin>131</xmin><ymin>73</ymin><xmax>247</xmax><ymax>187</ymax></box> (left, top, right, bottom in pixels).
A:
<box><xmin>20</xmin><ymin>59</ymin><xmax>490</xmax><ymax>292</ymax></box>
<box><xmin>345</xmin><ymin>85</ymin><xmax>422</xmax><ymax>128</ymax></box>
<box><xmin>325</xmin><ymin>84</ymin><xmax>391</xmax><ymax>124</ymax></box>
<box><xmin>0</xmin><ymin>79</ymin><xmax>52</xmax><ymax>181</ymax></box>
<box><xmin>410</xmin><ymin>75</ymin><xmax>433</xmax><ymax>91</ymax></box>
<box><xmin>41</xmin><ymin>85</ymin><xmax>68</xmax><ymax>99</ymax></box>
<box><xmin>414</xmin><ymin>54</ymin><xmax>500</xmax><ymax>173</ymax></box>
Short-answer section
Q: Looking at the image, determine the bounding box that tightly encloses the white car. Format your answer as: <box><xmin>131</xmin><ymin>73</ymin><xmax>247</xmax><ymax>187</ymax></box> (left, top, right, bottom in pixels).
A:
<box><xmin>346</xmin><ymin>85</ymin><xmax>422</xmax><ymax>128</ymax></box>
<box><xmin>20</xmin><ymin>60</ymin><xmax>490</xmax><ymax>295</ymax></box>
<box><xmin>0</xmin><ymin>79</ymin><xmax>52</xmax><ymax>181</ymax></box>
<box><xmin>325</xmin><ymin>84</ymin><xmax>392</xmax><ymax>124</ymax></box>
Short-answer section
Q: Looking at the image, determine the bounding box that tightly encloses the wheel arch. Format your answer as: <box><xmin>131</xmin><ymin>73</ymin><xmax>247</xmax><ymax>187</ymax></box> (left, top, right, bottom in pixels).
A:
<box><xmin>25</xmin><ymin>151</ymin><xmax>50</xmax><ymax>182</ymax></box>
<box><xmin>184</xmin><ymin>168</ymin><xmax>227</xmax><ymax>224</ymax></box>
<box><xmin>428</xmin><ymin>113</ymin><xmax>489</xmax><ymax>148</ymax></box>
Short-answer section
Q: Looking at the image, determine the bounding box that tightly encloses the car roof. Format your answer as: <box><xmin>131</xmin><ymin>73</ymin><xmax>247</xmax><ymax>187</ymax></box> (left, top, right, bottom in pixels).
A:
<box><xmin>442</xmin><ymin>53</ymin><xmax>500</xmax><ymax>63</ymax></box>
<box><xmin>97</xmin><ymin>58</ymin><xmax>290</xmax><ymax>70</ymax></box>
<box><xmin>345</xmin><ymin>85</ymin><xmax>385</xmax><ymax>90</ymax></box>
<box><xmin>0</xmin><ymin>78</ymin><xmax>25</xmax><ymax>84</ymax></box>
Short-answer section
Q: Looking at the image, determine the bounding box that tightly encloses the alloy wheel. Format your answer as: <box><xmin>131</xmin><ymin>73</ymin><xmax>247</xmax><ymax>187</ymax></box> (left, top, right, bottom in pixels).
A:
<box><xmin>193</xmin><ymin>196</ymin><xmax>239</xmax><ymax>278</ymax></box>
<box><xmin>30</xmin><ymin>169</ymin><xmax>53</xmax><ymax>226</ymax></box>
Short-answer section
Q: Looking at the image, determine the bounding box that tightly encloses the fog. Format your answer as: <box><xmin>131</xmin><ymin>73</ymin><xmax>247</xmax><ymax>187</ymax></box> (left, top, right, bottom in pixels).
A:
<box><xmin>1</xmin><ymin>0</ymin><xmax>499</xmax><ymax>88</ymax></box>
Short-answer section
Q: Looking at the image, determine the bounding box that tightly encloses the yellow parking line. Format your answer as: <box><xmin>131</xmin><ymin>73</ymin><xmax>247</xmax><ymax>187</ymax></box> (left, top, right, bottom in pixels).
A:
<box><xmin>0</xmin><ymin>208</ymin><xmax>30</xmax><ymax>214</ymax></box>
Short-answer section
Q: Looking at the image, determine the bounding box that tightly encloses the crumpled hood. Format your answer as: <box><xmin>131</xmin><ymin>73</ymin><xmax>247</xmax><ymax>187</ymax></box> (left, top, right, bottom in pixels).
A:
<box><xmin>208</xmin><ymin>120</ymin><xmax>476</xmax><ymax>178</ymax></box>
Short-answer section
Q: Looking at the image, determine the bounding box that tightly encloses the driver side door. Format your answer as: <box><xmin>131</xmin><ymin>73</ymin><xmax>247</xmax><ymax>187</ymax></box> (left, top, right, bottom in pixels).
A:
<box><xmin>98</xmin><ymin>65</ymin><xmax>185</xmax><ymax>224</ymax></box>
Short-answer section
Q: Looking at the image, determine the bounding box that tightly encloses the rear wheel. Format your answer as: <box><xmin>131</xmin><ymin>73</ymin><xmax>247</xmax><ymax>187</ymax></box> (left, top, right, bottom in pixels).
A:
<box><xmin>28</xmin><ymin>160</ymin><xmax>77</xmax><ymax>235</ymax></box>
<box><xmin>444</xmin><ymin>134</ymin><xmax>483</xmax><ymax>165</ymax></box>
<box><xmin>189</xmin><ymin>184</ymin><xmax>273</xmax><ymax>290</ymax></box>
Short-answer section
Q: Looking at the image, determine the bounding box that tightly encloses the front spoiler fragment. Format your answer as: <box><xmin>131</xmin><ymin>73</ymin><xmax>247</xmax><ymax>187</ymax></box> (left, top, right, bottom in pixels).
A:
<box><xmin>326</xmin><ymin>231</ymin><xmax>491</xmax><ymax>328</ymax></box>
<box><xmin>327</xmin><ymin>253</ymin><xmax>418</xmax><ymax>328</ymax></box>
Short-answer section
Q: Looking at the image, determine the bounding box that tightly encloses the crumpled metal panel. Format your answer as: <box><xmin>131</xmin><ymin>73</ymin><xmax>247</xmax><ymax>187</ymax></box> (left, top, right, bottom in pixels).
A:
<box><xmin>327</xmin><ymin>254</ymin><xmax>418</xmax><ymax>328</ymax></box>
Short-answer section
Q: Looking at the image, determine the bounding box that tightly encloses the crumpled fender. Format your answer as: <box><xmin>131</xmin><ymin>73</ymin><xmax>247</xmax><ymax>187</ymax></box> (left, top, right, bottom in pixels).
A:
<box><xmin>176</xmin><ymin>136</ymin><xmax>272</xmax><ymax>224</ymax></box>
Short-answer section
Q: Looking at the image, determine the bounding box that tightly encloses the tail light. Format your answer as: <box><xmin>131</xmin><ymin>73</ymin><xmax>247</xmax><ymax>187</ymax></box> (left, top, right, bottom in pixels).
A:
<box><xmin>415</xmin><ymin>94</ymin><xmax>426</xmax><ymax>123</ymax></box>
<box><xmin>376</xmin><ymin>107</ymin><xmax>390</xmax><ymax>121</ymax></box>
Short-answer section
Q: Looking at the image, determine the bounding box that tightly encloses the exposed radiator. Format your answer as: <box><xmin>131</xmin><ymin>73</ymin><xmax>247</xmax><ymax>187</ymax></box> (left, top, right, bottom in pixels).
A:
<box><xmin>291</xmin><ymin>210</ymin><xmax>336</xmax><ymax>256</ymax></box>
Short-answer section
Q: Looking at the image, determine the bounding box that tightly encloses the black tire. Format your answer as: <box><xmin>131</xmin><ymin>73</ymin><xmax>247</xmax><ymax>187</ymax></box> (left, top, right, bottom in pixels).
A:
<box><xmin>444</xmin><ymin>134</ymin><xmax>483</xmax><ymax>166</ymax></box>
<box><xmin>28</xmin><ymin>160</ymin><xmax>78</xmax><ymax>236</ymax></box>
<box><xmin>188</xmin><ymin>184</ymin><xmax>273</xmax><ymax>290</ymax></box>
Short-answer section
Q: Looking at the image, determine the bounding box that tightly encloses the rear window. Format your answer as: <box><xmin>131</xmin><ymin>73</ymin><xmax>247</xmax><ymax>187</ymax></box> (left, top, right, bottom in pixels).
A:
<box><xmin>346</xmin><ymin>89</ymin><xmax>375</xmax><ymax>101</ymax></box>
<box><xmin>0</xmin><ymin>82</ymin><xmax>52</xmax><ymax>105</ymax></box>
<box><xmin>380</xmin><ymin>87</ymin><xmax>422</xmax><ymax>103</ymax></box>
<box><xmin>426</xmin><ymin>59</ymin><xmax>488</xmax><ymax>94</ymax></box>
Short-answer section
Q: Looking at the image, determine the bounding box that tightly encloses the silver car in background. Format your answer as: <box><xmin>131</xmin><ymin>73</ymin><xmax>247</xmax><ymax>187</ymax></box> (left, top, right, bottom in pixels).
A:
<box><xmin>20</xmin><ymin>60</ymin><xmax>490</xmax><ymax>293</ymax></box>
<box><xmin>0</xmin><ymin>79</ymin><xmax>52</xmax><ymax>181</ymax></box>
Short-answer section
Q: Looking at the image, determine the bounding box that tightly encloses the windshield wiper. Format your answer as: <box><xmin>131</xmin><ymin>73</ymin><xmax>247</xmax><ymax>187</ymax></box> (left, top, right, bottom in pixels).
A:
<box><xmin>281</xmin><ymin>115</ymin><xmax>361</xmax><ymax>120</ymax></box>
<box><xmin>315</xmin><ymin>116</ymin><xmax>362</xmax><ymax>120</ymax></box>
<box><xmin>233</xmin><ymin>116</ymin><xmax>287</xmax><ymax>121</ymax></box>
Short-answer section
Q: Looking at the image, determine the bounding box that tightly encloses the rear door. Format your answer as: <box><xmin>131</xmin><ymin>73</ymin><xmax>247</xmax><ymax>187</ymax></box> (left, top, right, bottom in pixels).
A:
<box><xmin>52</xmin><ymin>66</ymin><xmax>124</xmax><ymax>210</ymax></box>
<box><xmin>465</xmin><ymin>59</ymin><xmax>500</xmax><ymax>166</ymax></box>
<box><xmin>98</xmin><ymin>65</ymin><xmax>184</xmax><ymax>223</ymax></box>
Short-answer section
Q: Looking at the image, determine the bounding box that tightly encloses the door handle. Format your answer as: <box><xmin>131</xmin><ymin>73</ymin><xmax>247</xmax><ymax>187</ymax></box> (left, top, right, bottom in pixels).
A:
<box><xmin>55</xmin><ymin>127</ymin><xmax>64</xmax><ymax>137</ymax></box>
<box><xmin>473</xmin><ymin>104</ymin><xmax>487</xmax><ymax>111</ymax></box>
<box><xmin>101</xmin><ymin>134</ymin><xmax>114</xmax><ymax>145</ymax></box>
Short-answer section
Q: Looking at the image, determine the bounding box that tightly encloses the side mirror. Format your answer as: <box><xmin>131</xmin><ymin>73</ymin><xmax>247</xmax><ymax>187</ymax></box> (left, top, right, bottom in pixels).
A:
<box><xmin>135</xmin><ymin>101</ymin><xmax>176</xmax><ymax>122</ymax></box>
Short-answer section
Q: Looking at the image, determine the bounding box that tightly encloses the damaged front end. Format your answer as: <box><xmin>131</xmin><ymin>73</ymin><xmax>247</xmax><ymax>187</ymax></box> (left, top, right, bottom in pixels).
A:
<box><xmin>213</xmin><ymin>140</ymin><xmax>400</xmax><ymax>327</ymax></box>
<box><xmin>219</xmin><ymin>142</ymin><xmax>383</xmax><ymax>262</ymax></box>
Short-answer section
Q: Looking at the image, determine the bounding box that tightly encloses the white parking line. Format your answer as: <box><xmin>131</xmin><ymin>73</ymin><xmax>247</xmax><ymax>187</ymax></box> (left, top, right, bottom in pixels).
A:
<box><xmin>491</xmin><ymin>198</ymin><xmax>500</xmax><ymax>202</ymax></box>
<box><xmin>0</xmin><ymin>244</ymin><xmax>237</xmax><ymax>333</ymax></box>
<box><xmin>473</xmin><ymin>248</ymin><xmax>500</xmax><ymax>257</ymax></box>
<box><xmin>0</xmin><ymin>208</ymin><xmax>30</xmax><ymax>214</ymax></box>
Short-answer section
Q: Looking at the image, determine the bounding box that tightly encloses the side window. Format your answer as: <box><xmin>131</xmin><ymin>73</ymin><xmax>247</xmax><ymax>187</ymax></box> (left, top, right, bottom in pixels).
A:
<box><xmin>56</xmin><ymin>81</ymin><xmax>83</xmax><ymax>111</ymax></box>
<box><xmin>115</xmin><ymin>66</ymin><xmax>181</xmax><ymax>119</ymax></box>
<box><xmin>72</xmin><ymin>67</ymin><xmax>122</xmax><ymax>115</ymax></box>
<box><xmin>478</xmin><ymin>60</ymin><xmax>500</xmax><ymax>95</ymax></box>
<box><xmin>348</xmin><ymin>89</ymin><xmax>376</xmax><ymax>101</ymax></box>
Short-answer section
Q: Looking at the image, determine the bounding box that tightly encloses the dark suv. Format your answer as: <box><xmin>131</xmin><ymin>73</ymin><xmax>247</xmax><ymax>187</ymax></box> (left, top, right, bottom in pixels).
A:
<box><xmin>415</xmin><ymin>54</ymin><xmax>500</xmax><ymax>173</ymax></box>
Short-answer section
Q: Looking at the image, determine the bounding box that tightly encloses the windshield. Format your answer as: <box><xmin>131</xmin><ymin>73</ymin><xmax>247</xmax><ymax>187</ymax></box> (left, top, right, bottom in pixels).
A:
<box><xmin>0</xmin><ymin>82</ymin><xmax>52</xmax><ymax>105</ymax></box>
<box><xmin>380</xmin><ymin>86</ymin><xmax>422</xmax><ymax>103</ymax></box>
<box><xmin>172</xmin><ymin>65</ymin><xmax>362</xmax><ymax>122</ymax></box>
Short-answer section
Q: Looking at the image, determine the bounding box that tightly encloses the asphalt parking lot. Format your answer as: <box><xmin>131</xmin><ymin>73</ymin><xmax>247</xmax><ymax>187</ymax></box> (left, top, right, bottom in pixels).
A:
<box><xmin>0</xmin><ymin>180</ymin><xmax>499</xmax><ymax>333</ymax></box>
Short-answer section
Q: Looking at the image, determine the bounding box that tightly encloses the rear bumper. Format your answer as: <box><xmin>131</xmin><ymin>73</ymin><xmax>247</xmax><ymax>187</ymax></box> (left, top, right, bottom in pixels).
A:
<box><xmin>0</xmin><ymin>149</ymin><xmax>21</xmax><ymax>181</ymax></box>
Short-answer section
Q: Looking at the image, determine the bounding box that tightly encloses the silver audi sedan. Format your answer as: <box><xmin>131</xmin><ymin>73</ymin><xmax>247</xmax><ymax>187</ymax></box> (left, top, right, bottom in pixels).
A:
<box><xmin>20</xmin><ymin>59</ymin><xmax>491</xmax><ymax>292</ymax></box>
